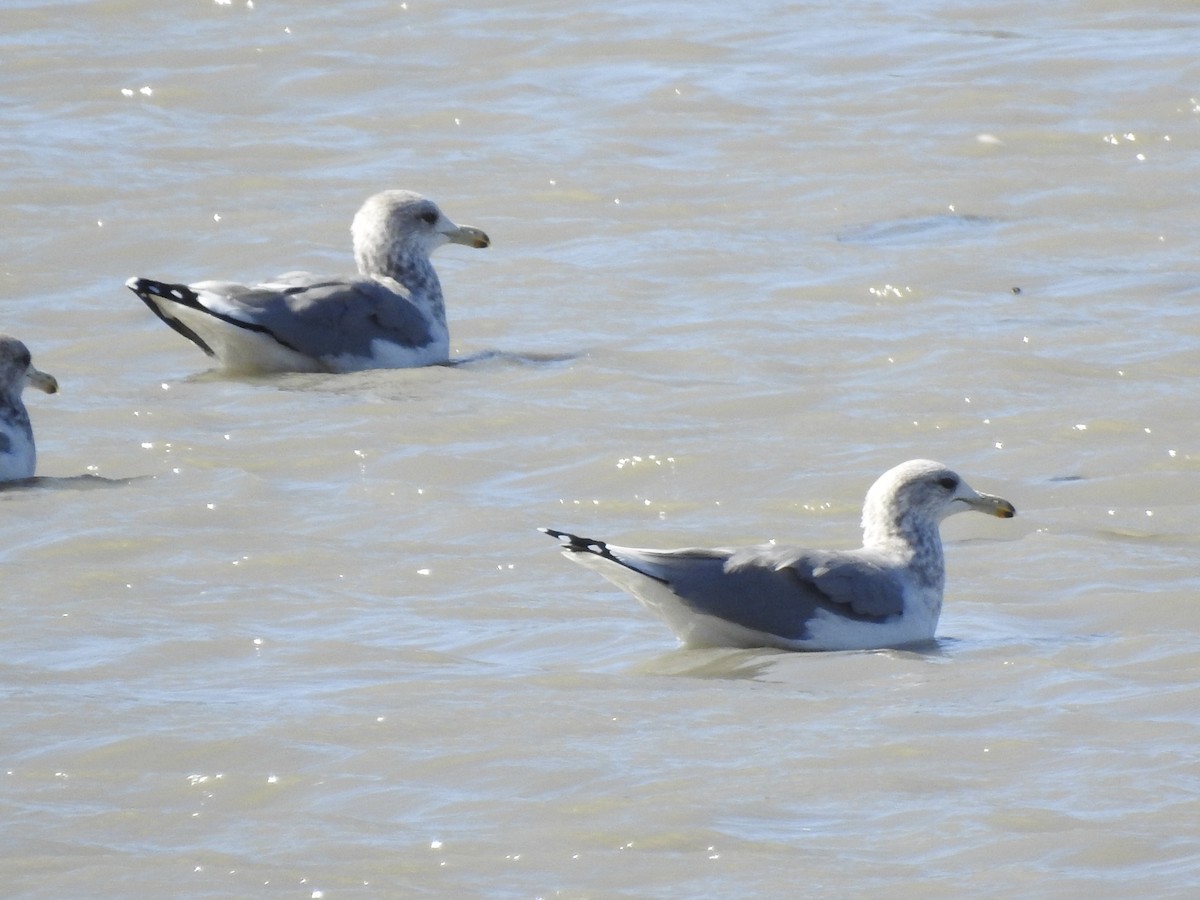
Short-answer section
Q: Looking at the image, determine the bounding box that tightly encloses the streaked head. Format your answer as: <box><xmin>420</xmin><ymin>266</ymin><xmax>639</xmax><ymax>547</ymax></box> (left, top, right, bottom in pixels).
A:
<box><xmin>352</xmin><ymin>190</ymin><xmax>489</xmax><ymax>277</ymax></box>
<box><xmin>863</xmin><ymin>459</ymin><xmax>1015</xmax><ymax>544</ymax></box>
<box><xmin>0</xmin><ymin>334</ymin><xmax>57</xmax><ymax>398</ymax></box>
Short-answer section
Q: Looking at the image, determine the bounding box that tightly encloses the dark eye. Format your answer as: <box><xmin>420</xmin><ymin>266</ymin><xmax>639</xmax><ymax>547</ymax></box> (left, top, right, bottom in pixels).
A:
<box><xmin>937</xmin><ymin>476</ymin><xmax>958</xmax><ymax>490</ymax></box>
<box><xmin>419</xmin><ymin>210</ymin><xmax>438</xmax><ymax>225</ymax></box>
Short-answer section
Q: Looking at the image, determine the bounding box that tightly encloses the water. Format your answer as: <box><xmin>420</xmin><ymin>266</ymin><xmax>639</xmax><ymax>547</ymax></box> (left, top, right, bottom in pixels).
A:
<box><xmin>2</xmin><ymin>0</ymin><xmax>1199</xmax><ymax>895</ymax></box>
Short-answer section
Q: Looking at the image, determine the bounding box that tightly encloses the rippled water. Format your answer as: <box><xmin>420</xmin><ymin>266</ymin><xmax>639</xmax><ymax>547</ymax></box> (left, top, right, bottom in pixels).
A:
<box><xmin>2</xmin><ymin>0</ymin><xmax>1200</xmax><ymax>895</ymax></box>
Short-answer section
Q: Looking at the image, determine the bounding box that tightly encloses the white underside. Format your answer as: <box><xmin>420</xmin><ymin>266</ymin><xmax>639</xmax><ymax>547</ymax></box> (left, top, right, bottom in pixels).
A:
<box><xmin>325</xmin><ymin>333</ymin><xmax>450</xmax><ymax>373</ymax></box>
<box><xmin>775</xmin><ymin>601</ymin><xmax>938</xmax><ymax>651</ymax></box>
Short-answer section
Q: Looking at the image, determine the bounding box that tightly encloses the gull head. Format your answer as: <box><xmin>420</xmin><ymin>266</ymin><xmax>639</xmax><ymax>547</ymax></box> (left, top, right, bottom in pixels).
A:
<box><xmin>352</xmin><ymin>190</ymin><xmax>489</xmax><ymax>278</ymax></box>
<box><xmin>0</xmin><ymin>335</ymin><xmax>57</xmax><ymax>398</ymax></box>
<box><xmin>862</xmin><ymin>459</ymin><xmax>1015</xmax><ymax>547</ymax></box>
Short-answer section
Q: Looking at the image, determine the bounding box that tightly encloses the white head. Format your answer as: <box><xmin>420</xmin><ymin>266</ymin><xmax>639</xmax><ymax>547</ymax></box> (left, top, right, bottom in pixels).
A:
<box><xmin>861</xmin><ymin>459</ymin><xmax>1015</xmax><ymax>549</ymax></box>
<box><xmin>351</xmin><ymin>190</ymin><xmax>489</xmax><ymax>279</ymax></box>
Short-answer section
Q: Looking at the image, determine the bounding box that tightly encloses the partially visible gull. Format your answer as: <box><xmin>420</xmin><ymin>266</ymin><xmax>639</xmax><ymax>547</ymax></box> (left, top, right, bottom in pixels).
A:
<box><xmin>542</xmin><ymin>459</ymin><xmax>1015</xmax><ymax>651</ymax></box>
<box><xmin>126</xmin><ymin>190</ymin><xmax>490</xmax><ymax>374</ymax></box>
<box><xmin>0</xmin><ymin>334</ymin><xmax>58</xmax><ymax>482</ymax></box>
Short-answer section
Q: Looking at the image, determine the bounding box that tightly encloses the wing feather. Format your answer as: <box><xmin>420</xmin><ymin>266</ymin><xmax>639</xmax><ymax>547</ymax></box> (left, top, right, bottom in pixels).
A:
<box><xmin>189</xmin><ymin>274</ymin><xmax>435</xmax><ymax>357</ymax></box>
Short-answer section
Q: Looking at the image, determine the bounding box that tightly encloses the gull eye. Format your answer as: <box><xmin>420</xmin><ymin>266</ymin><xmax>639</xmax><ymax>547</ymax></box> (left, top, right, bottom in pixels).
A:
<box><xmin>937</xmin><ymin>475</ymin><xmax>958</xmax><ymax>491</ymax></box>
<box><xmin>419</xmin><ymin>209</ymin><xmax>438</xmax><ymax>225</ymax></box>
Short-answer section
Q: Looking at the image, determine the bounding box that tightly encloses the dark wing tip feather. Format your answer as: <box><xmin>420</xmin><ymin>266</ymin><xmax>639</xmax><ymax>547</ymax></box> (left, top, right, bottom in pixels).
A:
<box><xmin>125</xmin><ymin>277</ymin><xmax>217</xmax><ymax>357</ymax></box>
<box><xmin>125</xmin><ymin>277</ymin><xmax>202</xmax><ymax>307</ymax></box>
<box><xmin>539</xmin><ymin>527</ymin><xmax>618</xmax><ymax>560</ymax></box>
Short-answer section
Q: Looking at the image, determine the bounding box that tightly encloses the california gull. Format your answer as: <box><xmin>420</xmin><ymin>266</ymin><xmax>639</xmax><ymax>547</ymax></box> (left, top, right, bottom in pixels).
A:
<box><xmin>0</xmin><ymin>335</ymin><xmax>58</xmax><ymax>482</ymax></box>
<box><xmin>126</xmin><ymin>190</ymin><xmax>490</xmax><ymax>374</ymax></box>
<box><xmin>542</xmin><ymin>459</ymin><xmax>1015</xmax><ymax>651</ymax></box>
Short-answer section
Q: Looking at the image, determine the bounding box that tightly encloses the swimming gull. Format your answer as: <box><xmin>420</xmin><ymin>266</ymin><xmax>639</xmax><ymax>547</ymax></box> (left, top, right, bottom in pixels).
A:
<box><xmin>0</xmin><ymin>334</ymin><xmax>58</xmax><ymax>482</ymax></box>
<box><xmin>125</xmin><ymin>190</ymin><xmax>490</xmax><ymax>374</ymax></box>
<box><xmin>542</xmin><ymin>459</ymin><xmax>1015</xmax><ymax>651</ymax></box>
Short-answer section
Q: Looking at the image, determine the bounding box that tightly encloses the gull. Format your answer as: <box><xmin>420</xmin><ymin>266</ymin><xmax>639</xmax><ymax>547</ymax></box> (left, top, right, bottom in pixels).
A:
<box><xmin>542</xmin><ymin>459</ymin><xmax>1015</xmax><ymax>651</ymax></box>
<box><xmin>0</xmin><ymin>335</ymin><xmax>58</xmax><ymax>481</ymax></box>
<box><xmin>126</xmin><ymin>190</ymin><xmax>490</xmax><ymax>374</ymax></box>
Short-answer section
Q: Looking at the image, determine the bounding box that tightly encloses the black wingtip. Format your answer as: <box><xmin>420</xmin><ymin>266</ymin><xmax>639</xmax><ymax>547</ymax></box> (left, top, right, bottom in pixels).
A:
<box><xmin>125</xmin><ymin>277</ymin><xmax>200</xmax><ymax>307</ymax></box>
<box><xmin>540</xmin><ymin>526</ymin><xmax>588</xmax><ymax>548</ymax></box>
<box><xmin>540</xmin><ymin>527</ymin><xmax>618</xmax><ymax>559</ymax></box>
<box><xmin>126</xmin><ymin>277</ymin><xmax>218</xmax><ymax>357</ymax></box>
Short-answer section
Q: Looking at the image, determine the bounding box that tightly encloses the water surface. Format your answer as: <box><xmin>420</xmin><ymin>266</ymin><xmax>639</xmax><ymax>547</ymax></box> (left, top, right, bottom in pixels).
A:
<box><xmin>2</xmin><ymin>0</ymin><xmax>1199</xmax><ymax>895</ymax></box>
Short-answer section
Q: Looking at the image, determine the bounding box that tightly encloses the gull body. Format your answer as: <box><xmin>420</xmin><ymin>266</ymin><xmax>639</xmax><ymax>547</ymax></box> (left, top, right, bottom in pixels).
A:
<box><xmin>0</xmin><ymin>335</ymin><xmax>58</xmax><ymax>481</ymax></box>
<box><xmin>126</xmin><ymin>190</ymin><xmax>490</xmax><ymax>374</ymax></box>
<box><xmin>543</xmin><ymin>459</ymin><xmax>1016</xmax><ymax>651</ymax></box>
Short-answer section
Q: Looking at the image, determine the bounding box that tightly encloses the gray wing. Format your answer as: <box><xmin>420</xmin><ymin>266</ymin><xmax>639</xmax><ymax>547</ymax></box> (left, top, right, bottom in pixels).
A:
<box><xmin>545</xmin><ymin>526</ymin><xmax>908</xmax><ymax>643</ymax></box>
<box><xmin>594</xmin><ymin>544</ymin><xmax>901</xmax><ymax>642</ymax></box>
<box><xmin>610</xmin><ymin>545</ymin><xmax>902</xmax><ymax>641</ymax></box>
<box><xmin>726</xmin><ymin>545</ymin><xmax>907</xmax><ymax>619</ymax></box>
<box><xmin>191</xmin><ymin>273</ymin><xmax>435</xmax><ymax>358</ymax></box>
